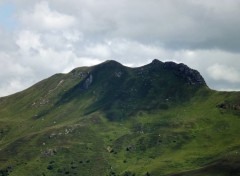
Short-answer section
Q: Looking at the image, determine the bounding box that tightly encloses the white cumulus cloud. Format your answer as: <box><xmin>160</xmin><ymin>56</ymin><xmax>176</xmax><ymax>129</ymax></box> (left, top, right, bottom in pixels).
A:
<box><xmin>207</xmin><ymin>64</ymin><xmax>240</xmax><ymax>83</ymax></box>
<box><xmin>16</xmin><ymin>30</ymin><xmax>42</xmax><ymax>51</ymax></box>
<box><xmin>19</xmin><ymin>1</ymin><xmax>76</xmax><ymax>31</ymax></box>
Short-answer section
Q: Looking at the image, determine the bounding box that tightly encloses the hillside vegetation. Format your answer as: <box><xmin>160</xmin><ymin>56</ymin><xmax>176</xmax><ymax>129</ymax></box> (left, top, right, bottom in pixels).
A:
<box><xmin>0</xmin><ymin>60</ymin><xmax>240</xmax><ymax>176</ymax></box>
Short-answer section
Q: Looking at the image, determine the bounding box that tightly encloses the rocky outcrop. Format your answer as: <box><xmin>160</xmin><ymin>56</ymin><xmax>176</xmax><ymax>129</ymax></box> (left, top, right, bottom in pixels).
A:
<box><xmin>83</xmin><ymin>74</ymin><xmax>93</xmax><ymax>89</ymax></box>
<box><xmin>217</xmin><ymin>102</ymin><xmax>240</xmax><ymax>110</ymax></box>
<box><xmin>146</xmin><ymin>59</ymin><xmax>206</xmax><ymax>85</ymax></box>
<box><xmin>163</xmin><ymin>61</ymin><xmax>206</xmax><ymax>85</ymax></box>
<box><xmin>41</xmin><ymin>148</ymin><xmax>57</xmax><ymax>157</ymax></box>
<box><xmin>70</xmin><ymin>69</ymin><xmax>88</xmax><ymax>79</ymax></box>
<box><xmin>115</xmin><ymin>71</ymin><xmax>123</xmax><ymax>78</ymax></box>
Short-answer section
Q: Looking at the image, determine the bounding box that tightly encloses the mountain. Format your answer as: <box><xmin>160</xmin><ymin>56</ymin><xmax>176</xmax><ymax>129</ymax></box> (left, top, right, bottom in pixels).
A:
<box><xmin>0</xmin><ymin>59</ymin><xmax>240</xmax><ymax>176</ymax></box>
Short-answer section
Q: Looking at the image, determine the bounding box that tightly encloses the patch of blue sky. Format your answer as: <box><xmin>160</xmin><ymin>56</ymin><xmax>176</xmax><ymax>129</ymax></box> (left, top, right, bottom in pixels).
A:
<box><xmin>0</xmin><ymin>2</ymin><xmax>18</xmax><ymax>29</ymax></box>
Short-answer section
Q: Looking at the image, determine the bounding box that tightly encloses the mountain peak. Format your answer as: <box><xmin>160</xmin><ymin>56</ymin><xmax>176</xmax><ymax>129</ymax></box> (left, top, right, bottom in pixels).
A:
<box><xmin>142</xmin><ymin>59</ymin><xmax>206</xmax><ymax>86</ymax></box>
<box><xmin>1</xmin><ymin>59</ymin><xmax>239</xmax><ymax>176</ymax></box>
<box><xmin>162</xmin><ymin>61</ymin><xmax>206</xmax><ymax>85</ymax></box>
<box><xmin>100</xmin><ymin>60</ymin><xmax>123</xmax><ymax>67</ymax></box>
<box><xmin>151</xmin><ymin>59</ymin><xmax>163</xmax><ymax>65</ymax></box>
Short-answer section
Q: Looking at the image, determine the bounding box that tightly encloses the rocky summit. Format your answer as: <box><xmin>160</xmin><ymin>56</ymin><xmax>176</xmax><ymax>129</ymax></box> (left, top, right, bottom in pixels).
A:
<box><xmin>0</xmin><ymin>59</ymin><xmax>240</xmax><ymax>176</ymax></box>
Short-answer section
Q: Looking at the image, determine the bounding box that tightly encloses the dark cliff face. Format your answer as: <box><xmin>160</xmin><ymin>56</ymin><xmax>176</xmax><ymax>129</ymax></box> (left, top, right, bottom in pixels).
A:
<box><xmin>162</xmin><ymin>61</ymin><xmax>206</xmax><ymax>85</ymax></box>
<box><xmin>147</xmin><ymin>59</ymin><xmax>206</xmax><ymax>86</ymax></box>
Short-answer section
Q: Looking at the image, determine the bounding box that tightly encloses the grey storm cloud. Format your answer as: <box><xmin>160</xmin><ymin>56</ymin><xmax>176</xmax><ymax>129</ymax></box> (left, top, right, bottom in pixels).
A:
<box><xmin>21</xmin><ymin>0</ymin><xmax>240</xmax><ymax>52</ymax></box>
<box><xmin>0</xmin><ymin>0</ymin><xmax>240</xmax><ymax>96</ymax></box>
<box><xmin>8</xmin><ymin>0</ymin><xmax>240</xmax><ymax>51</ymax></box>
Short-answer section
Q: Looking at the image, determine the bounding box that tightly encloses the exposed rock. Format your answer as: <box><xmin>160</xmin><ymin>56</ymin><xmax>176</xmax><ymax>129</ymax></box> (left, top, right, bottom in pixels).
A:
<box><xmin>49</xmin><ymin>133</ymin><xmax>57</xmax><ymax>139</ymax></box>
<box><xmin>31</xmin><ymin>97</ymin><xmax>49</xmax><ymax>107</ymax></box>
<box><xmin>42</xmin><ymin>148</ymin><xmax>57</xmax><ymax>157</ymax></box>
<box><xmin>115</xmin><ymin>71</ymin><xmax>123</xmax><ymax>78</ymax></box>
<box><xmin>139</xmin><ymin>59</ymin><xmax>205</xmax><ymax>85</ymax></box>
<box><xmin>217</xmin><ymin>102</ymin><xmax>240</xmax><ymax>110</ymax></box>
<box><xmin>107</xmin><ymin>146</ymin><xmax>114</xmax><ymax>153</ymax></box>
<box><xmin>83</xmin><ymin>74</ymin><xmax>93</xmax><ymax>89</ymax></box>
<box><xmin>163</xmin><ymin>61</ymin><xmax>206</xmax><ymax>85</ymax></box>
<box><xmin>71</xmin><ymin>69</ymin><xmax>88</xmax><ymax>79</ymax></box>
<box><xmin>39</xmin><ymin>98</ymin><xmax>49</xmax><ymax>105</ymax></box>
<box><xmin>64</xmin><ymin>128</ymin><xmax>74</xmax><ymax>135</ymax></box>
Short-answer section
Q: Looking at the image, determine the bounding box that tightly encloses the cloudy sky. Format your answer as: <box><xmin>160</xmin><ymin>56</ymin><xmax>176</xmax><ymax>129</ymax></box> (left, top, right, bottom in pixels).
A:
<box><xmin>0</xmin><ymin>0</ymin><xmax>240</xmax><ymax>96</ymax></box>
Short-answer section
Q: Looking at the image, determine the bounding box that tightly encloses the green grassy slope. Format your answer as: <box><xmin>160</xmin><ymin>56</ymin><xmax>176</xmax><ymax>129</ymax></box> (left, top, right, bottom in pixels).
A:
<box><xmin>0</xmin><ymin>60</ymin><xmax>240</xmax><ymax>176</ymax></box>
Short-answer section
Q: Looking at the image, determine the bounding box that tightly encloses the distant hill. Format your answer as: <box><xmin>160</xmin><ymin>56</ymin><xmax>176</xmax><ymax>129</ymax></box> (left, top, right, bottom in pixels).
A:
<box><xmin>0</xmin><ymin>59</ymin><xmax>240</xmax><ymax>176</ymax></box>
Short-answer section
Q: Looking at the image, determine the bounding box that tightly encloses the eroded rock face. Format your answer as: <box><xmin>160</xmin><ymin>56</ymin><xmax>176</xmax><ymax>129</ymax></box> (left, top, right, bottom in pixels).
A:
<box><xmin>41</xmin><ymin>148</ymin><xmax>57</xmax><ymax>157</ymax></box>
<box><xmin>163</xmin><ymin>61</ymin><xmax>206</xmax><ymax>85</ymax></box>
<box><xmin>143</xmin><ymin>59</ymin><xmax>206</xmax><ymax>86</ymax></box>
<box><xmin>83</xmin><ymin>74</ymin><xmax>93</xmax><ymax>89</ymax></box>
<box><xmin>217</xmin><ymin>102</ymin><xmax>240</xmax><ymax>110</ymax></box>
<box><xmin>70</xmin><ymin>69</ymin><xmax>88</xmax><ymax>79</ymax></box>
<box><xmin>115</xmin><ymin>71</ymin><xmax>122</xmax><ymax>78</ymax></box>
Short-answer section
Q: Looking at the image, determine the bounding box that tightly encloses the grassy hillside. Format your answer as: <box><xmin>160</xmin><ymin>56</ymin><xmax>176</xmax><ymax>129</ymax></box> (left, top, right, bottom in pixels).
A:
<box><xmin>0</xmin><ymin>60</ymin><xmax>240</xmax><ymax>176</ymax></box>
